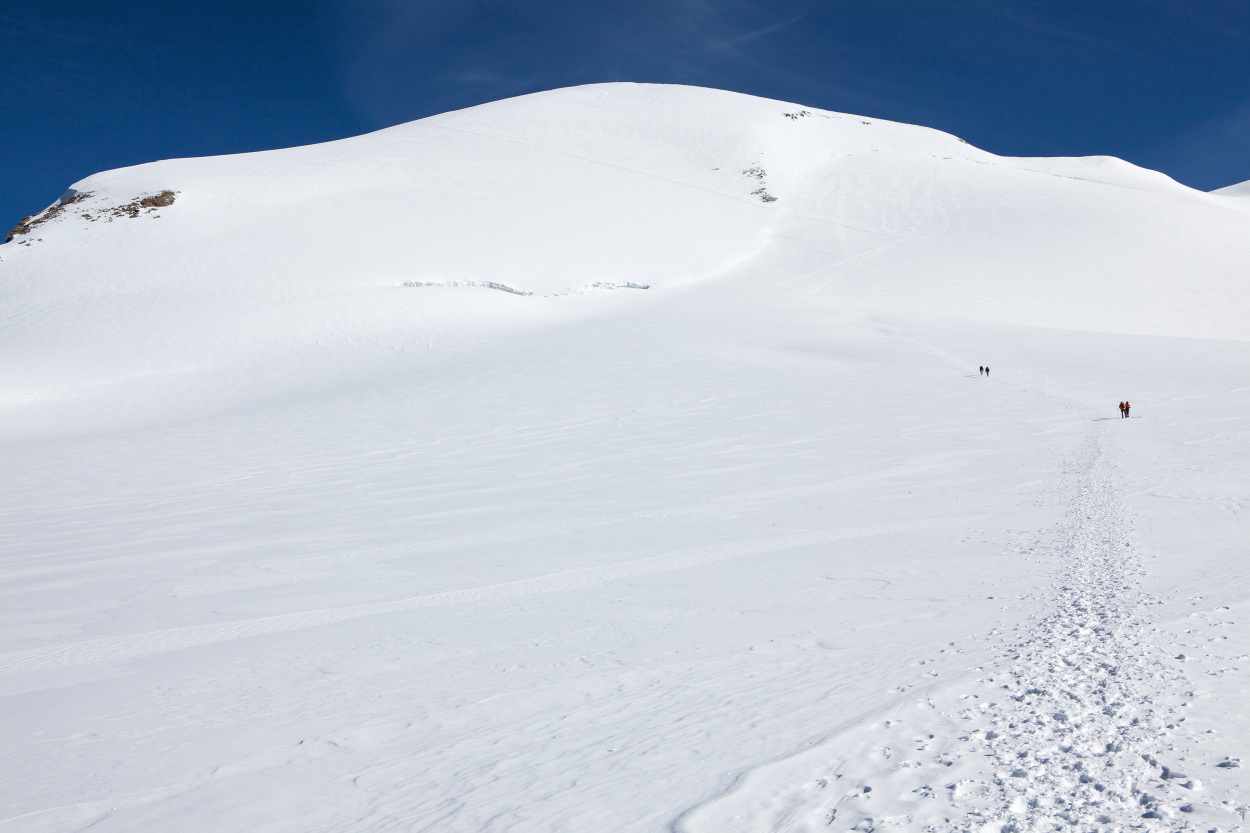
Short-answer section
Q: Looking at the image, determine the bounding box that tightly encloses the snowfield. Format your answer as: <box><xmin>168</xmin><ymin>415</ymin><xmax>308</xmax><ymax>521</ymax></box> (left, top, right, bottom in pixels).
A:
<box><xmin>1213</xmin><ymin>179</ymin><xmax>1250</xmax><ymax>198</ymax></box>
<box><xmin>2</xmin><ymin>83</ymin><xmax>1250</xmax><ymax>832</ymax></box>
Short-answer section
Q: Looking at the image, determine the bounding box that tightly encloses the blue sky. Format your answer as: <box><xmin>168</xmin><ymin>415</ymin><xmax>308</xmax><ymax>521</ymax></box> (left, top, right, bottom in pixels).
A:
<box><xmin>3</xmin><ymin>1</ymin><xmax>1249</xmax><ymax>229</ymax></box>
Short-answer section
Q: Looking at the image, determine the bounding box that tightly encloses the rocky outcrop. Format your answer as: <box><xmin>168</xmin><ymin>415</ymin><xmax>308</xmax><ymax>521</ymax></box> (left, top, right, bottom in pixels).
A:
<box><xmin>6</xmin><ymin>190</ymin><xmax>176</xmax><ymax>242</ymax></box>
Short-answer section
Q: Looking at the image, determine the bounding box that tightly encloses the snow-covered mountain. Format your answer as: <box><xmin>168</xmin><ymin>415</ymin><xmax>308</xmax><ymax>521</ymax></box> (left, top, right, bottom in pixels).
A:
<box><xmin>3</xmin><ymin>84</ymin><xmax>1250</xmax><ymax>832</ymax></box>
<box><xmin>5</xmin><ymin>83</ymin><xmax>1250</xmax><ymax>416</ymax></box>
<box><xmin>1213</xmin><ymin>178</ymin><xmax>1250</xmax><ymax>197</ymax></box>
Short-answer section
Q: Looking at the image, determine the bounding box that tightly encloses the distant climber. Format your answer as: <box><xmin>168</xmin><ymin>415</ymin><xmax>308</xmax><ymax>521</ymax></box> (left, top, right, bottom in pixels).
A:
<box><xmin>1124</xmin><ymin>401</ymin><xmax>1130</xmax><ymax>418</ymax></box>
<box><xmin>979</xmin><ymin>366</ymin><xmax>984</xmax><ymax>375</ymax></box>
<box><xmin>1119</xmin><ymin>402</ymin><xmax>1126</xmax><ymax>418</ymax></box>
<box><xmin>985</xmin><ymin>366</ymin><xmax>990</xmax><ymax>377</ymax></box>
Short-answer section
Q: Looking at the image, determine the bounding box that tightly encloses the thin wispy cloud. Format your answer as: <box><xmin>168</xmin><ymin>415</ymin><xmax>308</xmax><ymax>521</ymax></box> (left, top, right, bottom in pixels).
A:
<box><xmin>687</xmin><ymin>15</ymin><xmax>806</xmax><ymax>63</ymax></box>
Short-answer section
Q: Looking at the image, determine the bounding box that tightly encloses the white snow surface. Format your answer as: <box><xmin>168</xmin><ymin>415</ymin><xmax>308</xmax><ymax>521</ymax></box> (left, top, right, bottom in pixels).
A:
<box><xmin>1213</xmin><ymin>179</ymin><xmax>1250</xmax><ymax>197</ymax></box>
<box><xmin>3</xmin><ymin>83</ymin><xmax>1250</xmax><ymax>831</ymax></box>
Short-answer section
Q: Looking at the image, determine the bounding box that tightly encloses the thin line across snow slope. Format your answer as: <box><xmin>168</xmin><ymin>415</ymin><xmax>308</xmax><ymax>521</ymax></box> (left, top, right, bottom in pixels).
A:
<box><xmin>678</xmin><ymin>424</ymin><xmax>1242</xmax><ymax>831</ymax></box>
<box><xmin>0</xmin><ymin>520</ymin><xmax>958</xmax><ymax>676</ymax></box>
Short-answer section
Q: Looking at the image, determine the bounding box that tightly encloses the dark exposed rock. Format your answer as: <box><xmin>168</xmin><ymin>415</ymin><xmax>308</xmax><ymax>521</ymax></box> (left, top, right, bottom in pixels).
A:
<box><xmin>6</xmin><ymin>190</ymin><xmax>176</xmax><ymax>242</ymax></box>
<box><xmin>6</xmin><ymin>192</ymin><xmax>91</xmax><ymax>242</ymax></box>
<box><xmin>139</xmin><ymin>191</ymin><xmax>176</xmax><ymax>209</ymax></box>
<box><xmin>6</xmin><ymin>216</ymin><xmax>33</xmax><ymax>243</ymax></box>
<box><xmin>108</xmin><ymin>190</ymin><xmax>177</xmax><ymax>219</ymax></box>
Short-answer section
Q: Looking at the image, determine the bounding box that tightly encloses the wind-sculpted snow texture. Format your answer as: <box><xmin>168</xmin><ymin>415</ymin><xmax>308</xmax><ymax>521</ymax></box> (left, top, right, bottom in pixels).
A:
<box><xmin>2</xmin><ymin>84</ymin><xmax>1250</xmax><ymax>832</ymax></box>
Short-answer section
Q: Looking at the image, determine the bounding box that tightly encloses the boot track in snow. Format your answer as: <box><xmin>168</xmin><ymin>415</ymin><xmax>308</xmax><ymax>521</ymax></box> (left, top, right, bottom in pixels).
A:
<box><xmin>680</xmin><ymin>426</ymin><xmax>1244</xmax><ymax>832</ymax></box>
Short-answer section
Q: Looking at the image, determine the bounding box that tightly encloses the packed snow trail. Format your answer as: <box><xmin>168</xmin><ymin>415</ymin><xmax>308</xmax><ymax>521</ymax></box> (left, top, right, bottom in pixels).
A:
<box><xmin>681</xmin><ymin>423</ymin><xmax>1247</xmax><ymax>832</ymax></box>
<box><xmin>914</xmin><ymin>429</ymin><xmax>1191</xmax><ymax>830</ymax></box>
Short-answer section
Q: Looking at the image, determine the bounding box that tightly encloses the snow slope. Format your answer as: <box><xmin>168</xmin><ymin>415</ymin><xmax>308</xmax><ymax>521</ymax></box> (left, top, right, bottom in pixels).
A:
<box><xmin>3</xmin><ymin>83</ymin><xmax>1250</xmax><ymax>832</ymax></box>
<box><xmin>1213</xmin><ymin>179</ymin><xmax>1250</xmax><ymax>197</ymax></box>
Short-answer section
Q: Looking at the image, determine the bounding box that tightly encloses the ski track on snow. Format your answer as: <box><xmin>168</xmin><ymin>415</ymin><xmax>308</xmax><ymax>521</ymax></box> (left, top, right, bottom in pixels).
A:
<box><xmin>681</xmin><ymin>426</ymin><xmax>1249</xmax><ymax>832</ymax></box>
<box><xmin>0</xmin><ymin>520</ymin><xmax>950</xmax><ymax>676</ymax></box>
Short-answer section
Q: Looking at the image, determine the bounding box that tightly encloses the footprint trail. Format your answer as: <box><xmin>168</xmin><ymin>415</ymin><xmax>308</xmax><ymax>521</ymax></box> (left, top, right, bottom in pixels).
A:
<box><xmin>681</xmin><ymin>428</ymin><xmax>1249</xmax><ymax>832</ymax></box>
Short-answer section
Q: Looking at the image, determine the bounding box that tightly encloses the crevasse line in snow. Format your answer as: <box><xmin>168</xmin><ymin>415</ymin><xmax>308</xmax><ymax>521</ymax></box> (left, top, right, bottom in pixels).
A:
<box><xmin>402</xmin><ymin>280</ymin><xmax>533</xmax><ymax>296</ymax></box>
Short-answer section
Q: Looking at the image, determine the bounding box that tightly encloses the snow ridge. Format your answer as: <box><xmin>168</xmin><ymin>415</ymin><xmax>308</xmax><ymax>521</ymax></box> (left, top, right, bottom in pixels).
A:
<box><xmin>1212</xmin><ymin>179</ymin><xmax>1250</xmax><ymax>198</ymax></box>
